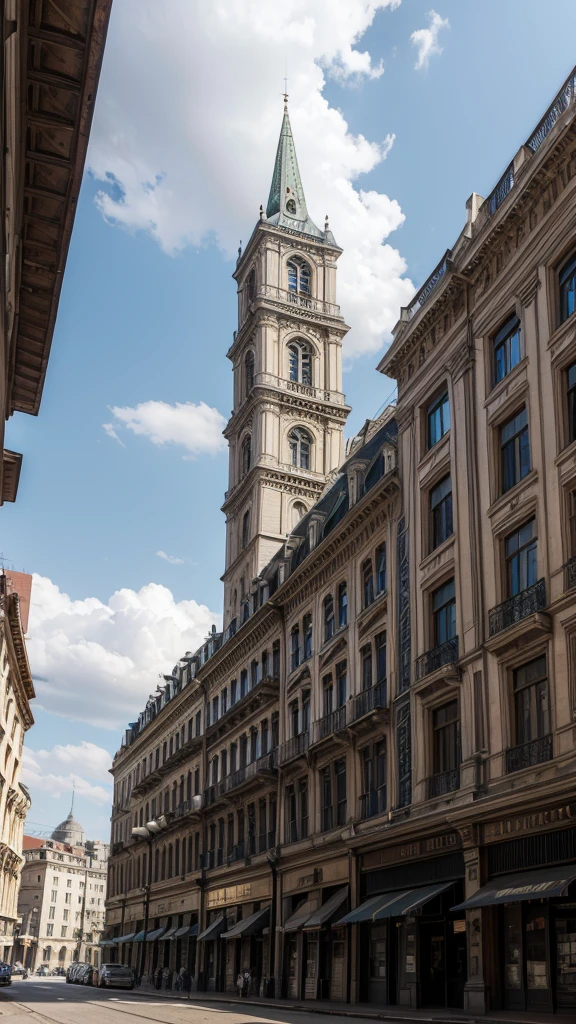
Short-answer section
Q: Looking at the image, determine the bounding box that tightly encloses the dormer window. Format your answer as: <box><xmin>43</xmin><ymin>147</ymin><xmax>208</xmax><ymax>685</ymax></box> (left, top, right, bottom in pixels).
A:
<box><xmin>288</xmin><ymin>340</ymin><xmax>312</xmax><ymax>385</ymax></box>
<box><xmin>287</xmin><ymin>256</ymin><xmax>311</xmax><ymax>296</ymax></box>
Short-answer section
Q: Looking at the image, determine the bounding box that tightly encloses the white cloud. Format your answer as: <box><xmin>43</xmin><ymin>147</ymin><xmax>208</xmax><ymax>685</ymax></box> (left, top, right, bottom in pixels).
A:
<box><xmin>102</xmin><ymin>422</ymin><xmax>126</xmax><ymax>447</ymax></box>
<box><xmin>156</xmin><ymin>550</ymin><xmax>184</xmax><ymax>566</ymax></box>
<box><xmin>88</xmin><ymin>0</ymin><xmax>414</xmax><ymax>358</ymax></box>
<box><xmin>26</xmin><ymin>574</ymin><xmax>221</xmax><ymax>729</ymax></box>
<box><xmin>22</xmin><ymin>748</ymin><xmax>112</xmax><ymax>807</ymax></box>
<box><xmin>410</xmin><ymin>10</ymin><xmax>450</xmax><ymax>71</ymax></box>
<box><xmin>107</xmin><ymin>400</ymin><xmax>227</xmax><ymax>458</ymax></box>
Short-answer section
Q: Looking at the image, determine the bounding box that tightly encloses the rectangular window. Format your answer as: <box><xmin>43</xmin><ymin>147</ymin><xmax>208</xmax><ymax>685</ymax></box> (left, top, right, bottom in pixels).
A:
<box><xmin>513</xmin><ymin>656</ymin><xmax>550</xmax><ymax>746</ymax></box>
<box><xmin>335</xmin><ymin>661</ymin><xmax>347</xmax><ymax>708</ymax></box>
<box><xmin>250</xmin><ymin>659</ymin><xmax>259</xmax><ymax>688</ymax></box>
<box><xmin>195</xmin><ymin>710</ymin><xmax>202</xmax><ymax>736</ymax></box>
<box><xmin>430</xmin><ymin>474</ymin><xmax>453</xmax><ymax>549</ymax></box>
<box><xmin>361</xmin><ymin>645</ymin><xmax>372</xmax><ymax>691</ymax></box>
<box><xmin>432</xmin><ymin>579</ymin><xmax>456</xmax><ymax>646</ymax></box>
<box><xmin>321</xmin><ymin>767</ymin><xmax>332</xmax><ymax>831</ymax></box>
<box><xmin>285</xmin><ymin>784</ymin><xmax>296</xmax><ymax>843</ymax></box>
<box><xmin>230</xmin><ymin>679</ymin><xmax>237</xmax><ymax>705</ymax></box>
<box><xmin>63</xmin><ymin>909</ymin><xmax>69</xmax><ymax>922</ymax></box>
<box><xmin>338</xmin><ymin>581</ymin><xmax>348</xmax><ymax>628</ymax></box>
<box><xmin>375</xmin><ymin>544</ymin><xmax>386</xmax><ymax>594</ymax></box>
<box><xmin>302</xmin><ymin>690</ymin><xmax>311</xmax><ymax>732</ymax></box>
<box><xmin>361</xmin><ymin>741</ymin><xmax>386</xmax><ymax>818</ymax></box>
<box><xmin>66</xmin><ymin>879</ymin><xmax>72</xmax><ymax>888</ymax></box>
<box><xmin>324</xmin><ymin>595</ymin><xmax>335</xmax><ymax>642</ymax></box>
<box><xmin>494</xmin><ymin>314</ymin><xmax>521</xmax><ymax>384</ymax></box>
<box><xmin>567</xmin><ymin>362</ymin><xmax>576</xmax><ymax>445</ymax></box>
<box><xmin>46</xmin><ymin>924</ymin><xmax>54</xmax><ymax>937</ymax></box>
<box><xmin>291</xmin><ymin>627</ymin><xmax>300</xmax><ymax>671</ymax></box>
<box><xmin>61</xmin><ymin>926</ymin><xmax>67</xmax><ymax>937</ymax></box>
<box><xmin>322</xmin><ymin>677</ymin><xmax>333</xmax><ymax>716</ymax></box>
<box><xmin>51</xmin><ymin>891</ymin><xmax>57</xmax><ymax>903</ymax></box>
<box><xmin>505</xmin><ymin>519</ymin><xmax>537</xmax><ymax>597</ymax></box>
<box><xmin>272</xmin><ymin>640</ymin><xmax>281</xmax><ymax>679</ymax></box>
<box><xmin>375</xmin><ymin>631</ymin><xmax>387</xmax><ymax>683</ymax></box>
<box><xmin>501</xmin><ymin>407</ymin><xmax>530</xmax><ymax>493</ymax></box>
<box><xmin>240</xmin><ymin>669</ymin><xmax>248</xmax><ymax>698</ymax></box>
<box><xmin>48</xmin><ymin>906</ymin><xmax>55</xmax><ymax>920</ymax></box>
<box><xmin>560</xmin><ymin>253</ymin><xmax>576</xmax><ymax>323</ymax></box>
<box><xmin>362</xmin><ymin>560</ymin><xmax>374</xmax><ymax>608</ymax></box>
<box><xmin>303</xmin><ymin>614</ymin><xmax>312</xmax><ymax>660</ymax></box>
<box><xmin>290</xmin><ymin>700</ymin><xmax>299</xmax><ymax>738</ymax></box>
<box><xmin>221</xmin><ymin>688</ymin><xmax>227</xmax><ymax>715</ymax></box>
<box><xmin>432</xmin><ymin>701</ymin><xmax>460</xmax><ymax>774</ymax></box>
<box><xmin>428</xmin><ymin>392</ymin><xmax>450</xmax><ymax>448</ymax></box>
<box><xmin>299</xmin><ymin>778</ymin><xmax>309</xmax><ymax>839</ymax></box>
<box><xmin>335</xmin><ymin>759</ymin><xmax>347</xmax><ymax>826</ymax></box>
<box><xmin>212</xmin><ymin>696</ymin><xmax>219</xmax><ymax>722</ymax></box>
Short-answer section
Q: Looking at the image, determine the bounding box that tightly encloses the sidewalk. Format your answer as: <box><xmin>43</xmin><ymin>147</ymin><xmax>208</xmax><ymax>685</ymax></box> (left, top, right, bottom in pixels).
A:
<box><xmin>129</xmin><ymin>985</ymin><xmax>562</xmax><ymax>1024</ymax></box>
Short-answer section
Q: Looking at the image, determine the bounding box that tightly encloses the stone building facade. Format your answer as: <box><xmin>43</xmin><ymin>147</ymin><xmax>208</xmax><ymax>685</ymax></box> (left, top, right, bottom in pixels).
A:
<box><xmin>15</xmin><ymin>822</ymin><xmax>109</xmax><ymax>971</ymax></box>
<box><xmin>105</xmin><ymin>73</ymin><xmax>576</xmax><ymax>1015</ymax></box>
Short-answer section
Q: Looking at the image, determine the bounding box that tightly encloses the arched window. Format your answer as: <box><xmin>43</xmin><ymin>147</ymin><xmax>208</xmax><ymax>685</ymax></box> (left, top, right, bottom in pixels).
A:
<box><xmin>289</xmin><ymin>428</ymin><xmax>312</xmax><ymax>470</ymax></box>
<box><xmin>241</xmin><ymin>435</ymin><xmax>252</xmax><ymax>476</ymax></box>
<box><xmin>58</xmin><ymin>946</ymin><xmax>66</xmax><ymax>962</ymax></box>
<box><xmin>247</xmin><ymin>268</ymin><xmax>256</xmax><ymax>302</ymax></box>
<box><xmin>244</xmin><ymin>350</ymin><xmax>254</xmax><ymax>397</ymax></box>
<box><xmin>291</xmin><ymin>501</ymin><xmax>307</xmax><ymax>528</ymax></box>
<box><xmin>287</xmin><ymin>256</ymin><xmax>311</xmax><ymax>295</ymax></box>
<box><xmin>242</xmin><ymin>510</ymin><xmax>250</xmax><ymax>549</ymax></box>
<box><xmin>288</xmin><ymin>340</ymin><xmax>312</xmax><ymax>385</ymax></box>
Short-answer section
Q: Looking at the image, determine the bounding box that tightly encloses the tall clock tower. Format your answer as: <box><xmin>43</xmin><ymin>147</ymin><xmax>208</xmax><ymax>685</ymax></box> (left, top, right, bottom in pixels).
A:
<box><xmin>221</xmin><ymin>100</ymin><xmax>350</xmax><ymax>628</ymax></box>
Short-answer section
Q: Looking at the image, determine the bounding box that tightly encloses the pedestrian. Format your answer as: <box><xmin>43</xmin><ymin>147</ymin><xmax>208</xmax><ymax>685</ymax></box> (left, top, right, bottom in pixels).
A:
<box><xmin>236</xmin><ymin>971</ymin><xmax>244</xmax><ymax>998</ymax></box>
<box><xmin>243</xmin><ymin>968</ymin><xmax>250</xmax><ymax>997</ymax></box>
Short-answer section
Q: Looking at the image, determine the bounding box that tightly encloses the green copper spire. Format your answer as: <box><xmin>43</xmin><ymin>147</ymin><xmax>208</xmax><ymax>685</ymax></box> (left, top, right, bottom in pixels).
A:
<box><xmin>265</xmin><ymin>99</ymin><xmax>324</xmax><ymax>240</ymax></box>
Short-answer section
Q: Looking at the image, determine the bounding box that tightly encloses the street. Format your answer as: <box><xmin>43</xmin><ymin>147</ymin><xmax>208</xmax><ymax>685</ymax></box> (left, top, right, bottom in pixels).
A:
<box><xmin>0</xmin><ymin>978</ymin><xmax>367</xmax><ymax>1024</ymax></box>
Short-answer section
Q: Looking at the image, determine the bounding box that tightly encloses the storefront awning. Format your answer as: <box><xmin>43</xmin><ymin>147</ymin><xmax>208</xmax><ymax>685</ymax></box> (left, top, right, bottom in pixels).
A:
<box><xmin>98</xmin><ymin>939</ymin><xmax>117</xmax><ymax>947</ymax></box>
<box><xmin>222</xmin><ymin>906</ymin><xmax>270</xmax><ymax>939</ymax></box>
<box><xmin>304</xmin><ymin>887</ymin><xmax>348</xmax><ymax>930</ymax></box>
<box><xmin>336</xmin><ymin>882</ymin><xmax>453</xmax><ymax>925</ymax></box>
<box><xmin>132</xmin><ymin>930</ymin><xmax>146</xmax><ymax>943</ymax></box>
<box><xmin>161</xmin><ymin>926</ymin><xmax>178</xmax><ymax>941</ymax></box>
<box><xmin>145</xmin><ymin>927</ymin><xmax>166</xmax><ymax>942</ymax></box>
<box><xmin>284</xmin><ymin>900</ymin><xmax>315</xmax><ymax>932</ymax></box>
<box><xmin>451</xmin><ymin>865</ymin><xmax>576</xmax><ymax>912</ymax></box>
<box><xmin>173</xmin><ymin>923</ymin><xmax>198</xmax><ymax>939</ymax></box>
<box><xmin>116</xmin><ymin>932</ymin><xmax>136</xmax><ymax>943</ymax></box>
<box><xmin>198</xmin><ymin>915</ymin><xmax>226</xmax><ymax>942</ymax></box>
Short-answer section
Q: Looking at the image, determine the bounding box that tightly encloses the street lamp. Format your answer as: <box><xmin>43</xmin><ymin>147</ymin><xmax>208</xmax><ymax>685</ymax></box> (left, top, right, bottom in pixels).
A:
<box><xmin>130</xmin><ymin>818</ymin><xmax>169</xmax><ymax>984</ymax></box>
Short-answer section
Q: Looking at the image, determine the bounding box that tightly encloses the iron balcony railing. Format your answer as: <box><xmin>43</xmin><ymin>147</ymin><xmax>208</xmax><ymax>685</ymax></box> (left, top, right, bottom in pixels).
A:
<box><xmin>311</xmin><ymin>705</ymin><xmax>347</xmax><ymax>745</ymax></box>
<box><xmin>280</xmin><ymin>731</ymin><xmax>310</xmax><ymax>764</ymax></box>
<box><xmin>360</xmin><ymin>787</ymin><xmax>387</xmax><ymax>820</ymax></box>
<box><xmin>254</xmin><ymin>283</ymin><xmax>340</xmax><ymax>319</ymax></box>
<box><xmin>204</xmin><ymin>750</ymin><xmax>278</xmax><ymax>806</ymax></box>
<box><xmin>350</xmin><ymin>680</ymin><xmax>387</xmax><ymax>722</ymax></box>
<box><xmin>488</xmin><ymin>579</ymin><xmax>546</xmax><ymax>637</ymax></box>
<box><xmin>527</xmin><ymin>67</ymin><xmax>576</xmax><ymax>152</ymax></box>
<box><xmin>564</xmin><ymin>556</ymin><xmax>576</xmax><ymax>592</ymax></box>
<box><xmin>405</xmin><ymin>250</ymin><xmax>452</xmax><ymax>321</ymax></box>
<box><xmin>415</xmin><ymin>637</ymin><xmax>459</xmax><ymax>679</ymax></box>
<box><xmin>426</xmin><ymin>767</ymin><xmax>460</xmax><ymax>799</ymax></box>
<box><xmin>506</xmin><ymin>734</ymin><xmax>552</xmax><ymax>774</ymax></box>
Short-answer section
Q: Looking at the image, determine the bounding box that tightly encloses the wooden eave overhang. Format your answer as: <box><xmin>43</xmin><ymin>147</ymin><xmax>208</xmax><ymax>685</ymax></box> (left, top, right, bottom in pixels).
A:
<box><xmin>8</xmin><ymin>0</ymin><xmax>112</xmax><ymax>418</ymax></box>
<box><xmin>1</xmin><ymin>450</ymin><xmax>22</xmax><ymax>504</ymax></box>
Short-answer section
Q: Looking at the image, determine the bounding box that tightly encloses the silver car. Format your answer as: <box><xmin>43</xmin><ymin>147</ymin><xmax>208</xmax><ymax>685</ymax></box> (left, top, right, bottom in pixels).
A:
<box><xmin>96</xmin><ymin>963</ymin><xmax>134</xmax><ymax>990</ymax></box>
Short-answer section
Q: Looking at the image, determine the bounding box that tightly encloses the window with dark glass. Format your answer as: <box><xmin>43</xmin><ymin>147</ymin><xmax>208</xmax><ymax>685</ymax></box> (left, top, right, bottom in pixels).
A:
<box><xmin>290</xmin><ymin>700</ymin><xmax>299</xmax><ymax>738</ymax></box>
<box><xmin>494</xmin><ymin>314</ymin><xmax>522</xmax><ymax>384</ymax></box>
<box><xmin>250</xmin><ymin>728</ymin><xmax>258</xmax><ymax>763</ymax></box>
<box><xmin>271</xmin><ymin>711</ymin><xmax>279</xmax><ymax>749</ymax></box>
<box><xmin>288</xmin><ymin>340</ymin><xmax>313</xmax><ymax>385</ymax></box>
<box><xmin>321</xmin><ymin>766</ymin><xmax>332</xmax><ymax>831</ymax></box>
<box><xmin>289</xmin><ymin>427</ymin><xmax>312</xmax><ymax>470</ymax></box>
<box><xmin>322</xmin><ymin>676</ymin><xmax>333</xmax><ymax>716</ymax></box>
<box><xmin>513</xmin><ymin>656</ymin><xmax>550</xmax><ymax>746</ymax></box>
<box><xmin>244</xmin><ymin>350</ymin><xmax>255</xmax><ymax>397</ymax></box>
<box><xmin>336</xmin><ymin>661</ymin><xmax>347</xmax><ymax>707</ymax></box>
<box><xmin>230</xmin><ymin>744</ymin><xmax>237</xmax><ymax>775</ymax></box>
<box><xmin>241</xmin><ymin>435</ymin><xmax>252</xmax><ymax>476</ymax></box>
<box><xmin>375</xmin><ymin>543</ymin><xmax>386</xmax><ymax>594</ymax></box>
<box><xmin>361</xmin><ymin>645</ymin><xmax>372</xmax><ymax>691</ymax></box>
<box><xmin>240</xmin><ymin>669</ymin><xmax>248</xmax><ymax>698</ymax></box>
<box><xmin>432</xmin><ymin>578</ymin><xmax>456</xmax><ymax>645</ymax></box>
<box><xmin>285</xmin><ymin>784</ymin><xmax>296</xmax><ymax>842</ymax></box>
<box><xmin>361</xmin><ymin>741</ymin><xmax>386</xmax><ymax>817</ymax></box>
<box><xmin>303</xmin><ymin>613</ymin><xmax>312</xmax><ymax>659</ymax></box>
<box><xmin>195</xmin><ymin>710</ymin><xmax>201</xmax><ymax>736</ymax></box>
<box><xmin>247</xmin><ymin>268</ymin><xmax>256</xmax><ymax>302</ymax></box>
<box><xmin>287</xmin><ymin>256</ymin><xmax>311</xmax><ymax>296</ymax></box>
<box><xmin>221</xmin><ymin>749</ymin><xmax>227</xmax><ymax>778</ymax></box>
<box><xmin>375</xmin><ymin>631</ymin><xmax>386</xmax><ymax>683</ymax></box>
<box><xmin>428</xmin><ymin>392</ymin><xmax>450</xmax><ymax>449</ymax></box>
<box><xmin>567</xmin><ymin>362</ymin><xmax>576</xmax><ymax>445</ymax></box>
<box><xmin>324</xmin><ymin>594</ymin><xmax>335</xmax><ymax>642</ymax></box>
<box><xmin>221</xmin><ymin>688</ymin><xmax>227</xmax><ymax>715</ymax></box>
<box><xmin>432</xmin><ymin>700</ymin><xmax>460</xmax><ymax>775</ymax></box>
<box><xmin>272</xmin><ymin>640</ymin><xmax>281</xmax><ymax>679</ymax></box>
<box><xmin>299</xmin><ymin>778</ymin><xmax>309</xmax><ymax>839</ymax></box>
<box><xmin>302</xmin><ymin>690</ymin><xmax>311</xmax><ymax>732</ymax></box>
<box><xmin>291</xmin><ymin>625</ymin><xmax>300</xmax><ymax>671</ymax></box>
<box><xmin>239</xmin><ymin>734</ymin><xmax>247</xmax><ymax>768</ymax></box>
<box><xmin>559</xmin><ymin>252</ymin><xmax>576</xmax><ymax>323</ymax></box>
<box><xmin>335</xmin><ymin>759</ymin><xmax>347</xmax><ymax>826</ymax></box>
<box><xmin>338</xmin><ymin>581</ymin><xmax>348</xmax><ymax>627</ymax></box>
<box><xmin>242</xmin><ymin>510</ymin><xmax>250</xmax><ymax>549</ymax></box>
<box><xmin>362</xmin><ymin>559</ymin><xmax>374</xmax><ymax>608</ymax></box>
<box><xmin>505</xmin><ymin>519</ymin><xmax>537</xmax><ymax>597</ymax></box>
<box><xmin>261</xmin><ymin>718</ymin><xmax>269</xmax><ymax>756</ymax></box>
<box><xmin>501</xmin><ymin>407</ymin><xmax>530</xmax><ymax>493</ymax></box>
<box><xmin>430</xmin><ymin>474</ymin><xmax>453</xmax><ymax>549</ymax></box>
<box><xmin>230</xmin><ymin>679</ymin><xmax>237</xmax><ymax>705</ymax></box>
<box><xmin>250</xmin><ymin>658</ymin><xmax>259</xmax><ymax>688</ymax></box>
<box><xmin>212</xmin><ymin>696</ymin><xmax>218</xmax><ymax>722</ymax></box>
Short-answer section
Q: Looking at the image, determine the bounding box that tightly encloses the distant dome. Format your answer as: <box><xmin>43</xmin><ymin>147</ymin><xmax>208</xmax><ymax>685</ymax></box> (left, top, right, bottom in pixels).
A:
<box><xmin>51</xmin><ymin>811</ymin><xmax>85</xmax><ymax>847</ymax></box>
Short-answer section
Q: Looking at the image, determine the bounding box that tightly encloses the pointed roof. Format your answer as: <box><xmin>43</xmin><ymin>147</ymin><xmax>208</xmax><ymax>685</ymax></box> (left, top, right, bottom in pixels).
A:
<box><xmin>265</xmin><ymin>100</ymin><xmax>325</xmax><ymax>241</ymax></box>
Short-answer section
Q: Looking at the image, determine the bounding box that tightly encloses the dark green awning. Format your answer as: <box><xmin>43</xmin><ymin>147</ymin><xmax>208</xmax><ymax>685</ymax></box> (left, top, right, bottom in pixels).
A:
<box><xmin>452</xmin><ymin>865</ymin><xmax>576</xmax><ymax>911</ymax></box>
<box><xmin>337</xmin><ymin>883</ymin><xmax>453</xmax><ymax>925</ymax></box>
<box><xmin>222</xmin><ymin>907</ymin><xmax>269</xmax><ymax>939</ymax></box>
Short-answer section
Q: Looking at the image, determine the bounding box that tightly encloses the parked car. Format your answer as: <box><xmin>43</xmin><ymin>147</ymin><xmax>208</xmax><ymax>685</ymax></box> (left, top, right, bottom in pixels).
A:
<box><xmin>96</xmin><ymin>964</ymin><xmax>134</xmax><ymax>990</ymax></box>
<box><xmin>75</xmin><ymin>964</ymin><xmax>93</xmax><ymax>986</ymax></box>
<box><xmin>35</xmin><ymin>965</ymin><xmax>49</xmax><ymax>977</ymax></box>
<box><xmin>65</xmin><ymin>962</ymin><xmax>87</xmax><ymax>983</ymax></box>
<box><xmin>0</xmin><ymin>963</ymin><xmax>11</xmax><ymax>986</ymax></box>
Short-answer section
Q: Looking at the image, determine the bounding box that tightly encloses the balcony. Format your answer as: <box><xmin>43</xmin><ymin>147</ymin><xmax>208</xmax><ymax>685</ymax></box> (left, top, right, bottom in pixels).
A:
<box><xmin>426</xmin><ymin>767</ymin><xmax>460</xmax><ymax>799</ymax></box>
<box><xmin>415</xmin><ymin>637</ymin><xmax>459</xmax><ymax>680</ymax></box>
<box><xmin>203</xmin><ymin>750</ymin><xmax>278</xmax><ymax>808</ymax></box>
<box><xmin>349</xmin><ymin>681</ymin><xmax>388</xmax><ymax>734</ymax></box>
<box><xmin>131</xmin><ymin>732</ymin><xmax>204</xmax><ymax>798</ymax></box>
<box><xmin>279</xmin><ymin>731</ymin><xmax>310</xmax><ymax>765</ymax></box>
<box><xmin>506</xmin><ymin>734</ymin><xmax>552</xmax><ymax>774</ymax></box>
<box><xmin>487</xmin><ymin>580</ymin><xmax>550</xmax><ymax>652</ymax></box>
<box><xmin>564</xmin><ymin>556</ymin><xmax>576</xmax><ymax>592</ymax></box>
<box><xmin>360</xmin><ymin>787</ymin><xmax>387</xmax><ymax>820</ymax></box>
<box><xmin>310</xmin><ymin>706</ymin><xmax>347</xmax><ymax>748</ymax></box>
<box><xmin>252</xmin><ymin>283</ymin><xmax>341</xmax><ymax>321</ymax></box>
<box><xmin>206</xmin><ymin>675</ymin><xmax>279</xmax><ymax>745</ymax></box>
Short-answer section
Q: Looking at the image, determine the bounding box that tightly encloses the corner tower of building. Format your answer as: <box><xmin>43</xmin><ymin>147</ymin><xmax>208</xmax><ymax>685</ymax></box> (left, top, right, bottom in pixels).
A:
<box><xmin>222</xmin><ymin>100</ymin><xmax>350</xmax><ymax>628</ymax></box>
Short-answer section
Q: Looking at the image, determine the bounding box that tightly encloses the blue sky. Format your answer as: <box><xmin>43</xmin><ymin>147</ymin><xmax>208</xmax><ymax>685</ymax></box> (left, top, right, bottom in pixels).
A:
<box><xmin>5</xmin><ymin>0</ymin><xmax>576</xmax><ymax>839</ymax></box>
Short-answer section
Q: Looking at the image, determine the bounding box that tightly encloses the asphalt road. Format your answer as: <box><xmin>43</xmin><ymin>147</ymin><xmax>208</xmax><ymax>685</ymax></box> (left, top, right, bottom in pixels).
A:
<box><xmin>0</xmin><ymin>977</ymin><xmax>367</xmax><ymax>1024</ymax></box>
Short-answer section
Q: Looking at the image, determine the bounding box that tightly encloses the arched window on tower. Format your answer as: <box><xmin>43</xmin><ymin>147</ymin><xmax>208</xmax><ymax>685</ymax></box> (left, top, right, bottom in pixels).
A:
<box><xmin>288</xmin><ymin>340</ymin><xmax>312</xmax><ymax>385</ymax></box>
<box><xmin>291</xmin><ymin>501</ymin><xmax>307</xmax><ymax>528</ymax></box>
<box><xmin>241</xmin><ymin>435</ymin><xmax>252</xmax><ymax>476</ymax></box>
<box><xmin>242</xmin><ymin>510</ymin><xmax>250</xmax><ymax>549</ymax></box>
<box><xmin>289</xmin><ymin>428</ymin><xmax>312</xmax><ymax>471</ymax></box>
<box><xmin>244</xmin><ymin>350</ymin><xmax>254</xmax><ymax>397</ymax></box>
<box><xmin>287</xmin><ymin>256</ymin><xmax>311</xmax><ymax>296</ymax></box>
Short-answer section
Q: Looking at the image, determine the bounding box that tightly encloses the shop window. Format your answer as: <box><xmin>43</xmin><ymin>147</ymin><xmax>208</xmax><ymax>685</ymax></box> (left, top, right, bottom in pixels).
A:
<box><xmin>505</xmin><ymin>519</ymin><xmax>537</xmax><ymax>597</ymax></box>
<box><xmin>500</xmin><ymin>407</ymin><xmax>530</xmax><ymax>493</ymax></box>
<box><xmin>338</xmin><ymin>581</ymin><xmax>348</xmax><ymax>627</ymax></box>
<box><xmin>324</xmin><ymin>594</ymin><xmax>335</xmax><ymax>642</ymax></box>
<box><xmin>362</xmin><ymin>559</ymin><xmax>374</xmax><ymax>608</ymax></box>
<box><xmin>432</xmin><ymin>578</ymin><xmax>456</xmax><ymax>646</ymax></box>
<box><xmin>430</xmin><ymin>474</ymin><xmax>453</xmax><ymax>550</ymax></box>
<box><xmin>559</xmin><ymin>252</ymin><xmax>576</xmax><ymax>324</ymax></box>
<box><xmin>494</xmin><ymin>314</ymin><xmax>522</xmax><ymax>384</ymax></box>
<box><xmin>428</xmin><ymin>391</ymin><xmax>450</xmax><ymax>449</ymax></box>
